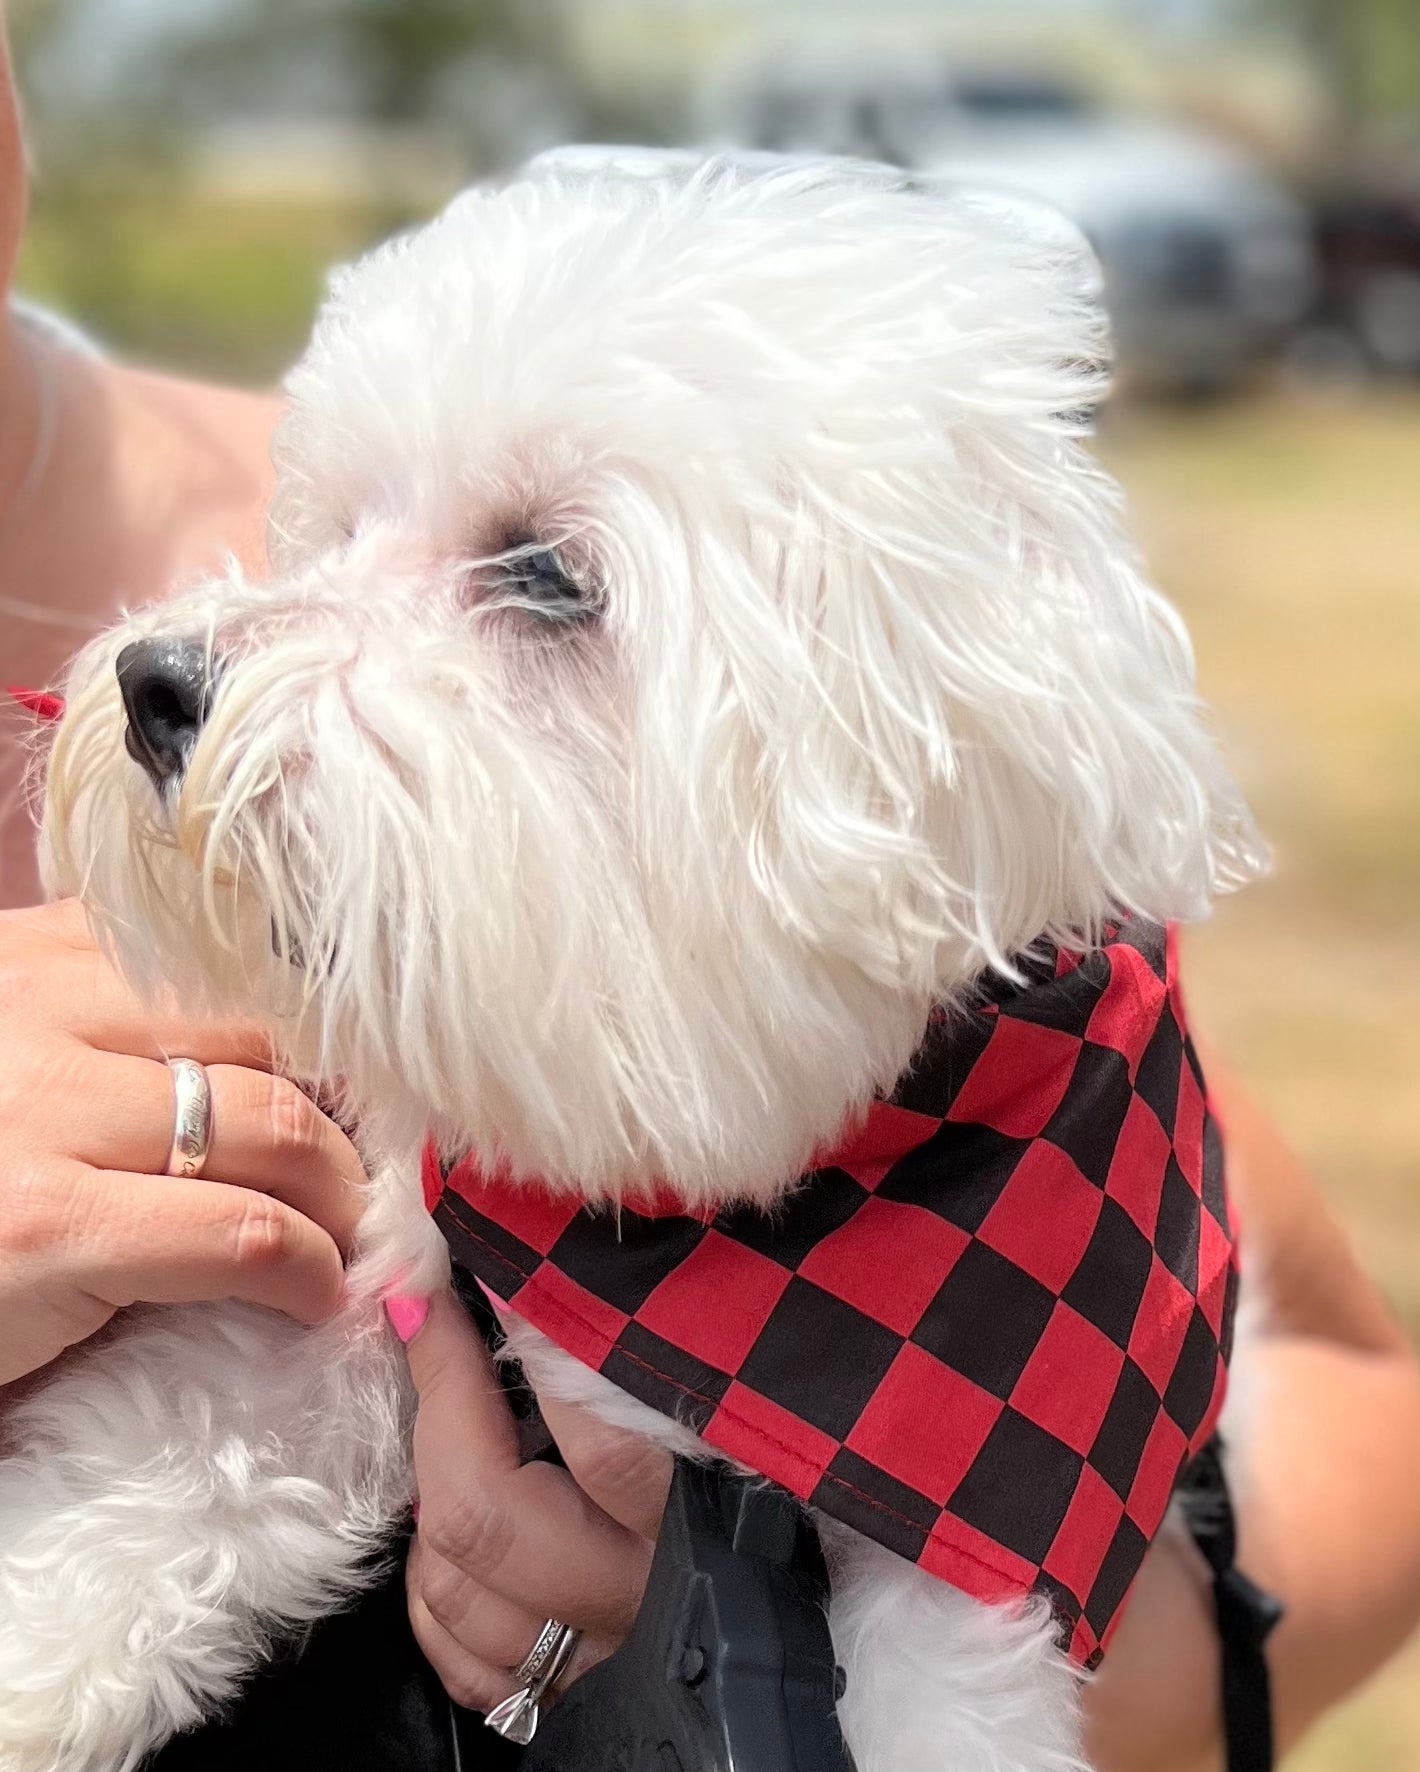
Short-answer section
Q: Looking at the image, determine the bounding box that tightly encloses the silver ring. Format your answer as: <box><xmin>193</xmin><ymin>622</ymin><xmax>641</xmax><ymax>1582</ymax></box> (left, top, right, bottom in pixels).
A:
<box><xmin>165</xmin><ymin>1058</ymin><xmax>213</xmax><ymax>1179</ymax></box>
<box><xmin>484</xmin><ymin>1617</ymin><xmax>581</xmax><ymax>1743</ymax></box>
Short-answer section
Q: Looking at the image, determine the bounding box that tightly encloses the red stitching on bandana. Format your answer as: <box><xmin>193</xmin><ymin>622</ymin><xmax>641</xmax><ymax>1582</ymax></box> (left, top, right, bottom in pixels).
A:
<box><xmin>436</xmin><ymin>1190</ymin><xmax>1032</xmax><ymax>1591</ymax></box>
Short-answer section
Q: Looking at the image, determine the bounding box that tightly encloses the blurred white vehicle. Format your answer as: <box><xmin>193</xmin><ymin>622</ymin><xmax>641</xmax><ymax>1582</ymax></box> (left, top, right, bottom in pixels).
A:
<box><xmin>702</xmin><ymin>57</ymin><xmax>1316</xmax><ymax>392</ymax></box>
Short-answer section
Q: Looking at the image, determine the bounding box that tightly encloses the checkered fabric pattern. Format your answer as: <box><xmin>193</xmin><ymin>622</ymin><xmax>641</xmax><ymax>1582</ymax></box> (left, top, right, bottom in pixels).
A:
<box><xmin>428</xmin><ymin>920</ymin><xmax>1236</xmax><ymax>1669</ymax></box>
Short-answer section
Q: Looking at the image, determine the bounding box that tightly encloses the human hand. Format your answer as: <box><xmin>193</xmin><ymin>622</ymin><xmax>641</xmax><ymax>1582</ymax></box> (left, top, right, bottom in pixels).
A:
<box><xmin>392</xmin><ymin>1287</ymin><xmax>672</xmax><ymax>1715</ymax></box>
<box><xmin>0</xmin><ymin>899</ymin><xmax>367</xmax><ymax>1386</ymax></box>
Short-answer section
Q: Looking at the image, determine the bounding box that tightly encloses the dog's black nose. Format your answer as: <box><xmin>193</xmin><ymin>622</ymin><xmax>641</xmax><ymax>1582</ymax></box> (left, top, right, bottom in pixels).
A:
<box><xmin>117</xmin><ymin>639</ymin><xmax>213</xmax><ymax>788</ymax></box>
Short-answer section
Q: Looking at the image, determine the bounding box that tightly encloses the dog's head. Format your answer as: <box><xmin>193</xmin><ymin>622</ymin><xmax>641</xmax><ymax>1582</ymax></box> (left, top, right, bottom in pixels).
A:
<box><xmin>44</xmin><ymin>154</ymin><xmax>1262</xmax><ymax>1205</ymax></box>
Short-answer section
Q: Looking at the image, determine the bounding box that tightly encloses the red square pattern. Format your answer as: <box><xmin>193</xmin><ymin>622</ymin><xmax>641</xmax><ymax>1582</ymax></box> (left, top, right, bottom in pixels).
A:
<box><xmin>845</xmin><ymin>1343</ymin><xmax>1003</xmax><ymax>1506</ymax></box>
<box><xmin>797</xmin><ymin>1195</ymin><xmax>971</xmax><ymax>1336</ymax></box>
<box><xmin>978</xmin><ymin>1141</ymin><xmax>1104</xmax><ymax>1293</ymax></box>
<box><xmin>1174</xmin><ymin>1059</ymin><xmax>1206</xmax><ymax>1192</ymax></box>
<box><xmin>512</xmin><ymin>1263</ymin><xmax>631</xmax><ymax>1365</ymax></box>
<box><xmin>1042</xmin><ymin>1463</ymin><xmax>1124</xmax><ymax>1605</ymax></box>
<box><xmin>946</xmin><ymin>1016</ymin><xmax>1083</xmax><ymax>1139</ymax></box>
<box><xmin>1010</xmin><ymin>1303</ymin><xmax>1126</xmax><ymax>1456</ymax></box>
<box><xmin>1197</xmin><ymin>1214</ymin><xmax>1234</xmax><ymax>1339</ymax></box>
<box><xmin>1127</xmin><ymin>1255</ymin><xmax>1195</xmax><ymax>1397</ymax></box>
<box><xmin>924</xmin><ymin>1513</ymin><xmax>1040</xmax><ymax>1606</ymax></box>
<box><xmin>450</xmin><ymin>1160</ymin><xmax>583</xmax><ymax>1255</ymax></box>
<box><xmin>1084</xmin><ymin>944</ymin><xmax>1167</xmax><ymax>1077</ymax></box>
<box><xmin>1126</xmin><ymin>1410</ymin><xmax>1189</xmax><ymax>1533</ymax></box>
<box><xmin>827</xmin><ymin>1100</ymin><xmax>944</xmax><ymax>1191</ymax></box>
<box><xmin>1104</xmin><ymin>1094</ymin><xmax>1173</xmax><ymax>1238</ymax></box>
<box><xmin>636</xmin><ymin>1230</ymin><xmax>793</xmax><ymax>1373</ymax></box>
<box><xmin>704</xmin><ymin>1381</ymin><xmax>841</xmax><ymax>1499</ymax></box>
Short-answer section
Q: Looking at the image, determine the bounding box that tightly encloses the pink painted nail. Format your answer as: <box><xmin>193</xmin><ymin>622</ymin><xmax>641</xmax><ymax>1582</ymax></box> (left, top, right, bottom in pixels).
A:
<box><xmin>383</xmin><ymin>1293</ymin><xmax>430</xmax><ymax>1343</ymax></box>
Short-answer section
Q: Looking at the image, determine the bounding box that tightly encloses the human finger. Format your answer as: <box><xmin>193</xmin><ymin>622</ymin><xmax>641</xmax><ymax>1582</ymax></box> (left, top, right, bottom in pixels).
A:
<box><xmin>61</xmin><ymin>1164</ymin><xmax>345</xmax><ymax>1324</ymax></box>
<box><xmin>401</xmin><ymin>1292</ymin><xmax>652</xmax><ymax>1633</ymax></box>
<box><xmin>409</xmin><ymin>1531</ymin><xmax>544</xmax><ymax>1671</ymax></box>
<box><xmin>536</xmin><ymin>1391</ymin><xmax>672</xmax><ymax>1543</ymax></box>
<box><xmin>406</xmin><ymin>1536</ymin><xmax>617</xmax><ymax>1713</ymax></box>
<box><xmin>64</xmin><ymin>1052</ymin><xmax>364</xmax><ymax>1253</ymax></box>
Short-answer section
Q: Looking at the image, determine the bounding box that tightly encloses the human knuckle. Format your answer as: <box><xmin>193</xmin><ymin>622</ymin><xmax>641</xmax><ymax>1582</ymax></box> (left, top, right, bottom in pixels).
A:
<box><xmin>0</xmin><ymin>955</ymin><xmax>26</xmax><ymax>1022</ymax></box>
<box><xmin>230</xmin><ymin>1194</ymin><xmax>291</xmax><ymax>1272</ymax></box>
<box><xmin>0</xmin><ymin>1160</ymin><xmax>84</xmax><ymax>1260</ymax></box>
<box><xmin>424</xmin><ymin>1489</ymin><xmax>514</xmax><ymax>1577</ymax></box>
<box><xmin>419</xmin><ymin>1556</ymin><xmax>472</xmax><ymax>1632</ymax></box>
<box><xmin>261</xmin><ymin>1076</ymin><xmax>324</xmax><ymax>1166</ymax></box>
<box><xmin>409</xmin><ymin>1607</ymin><xmax>494</xmax><ymax>1711</ymax></box>
<box><xmin>0</xmin><ymin>937</ymin><xmax>34</xmax><ymax>1013</ymax></box>
<box><xmin>0</xmin><ymin>1017</ymin><xmax>65</xmax><ymax>1116</ymax></box>
<box><xmin>0</xmin><ymin>922</ymin><xmax>77</xmax><ymax>1023</ymax></box>
<box><xmin>571</xmin><ymin>1430</ymin><xmax>665</xmax><ymax>1506</ymax></box>
<box><xmin>441</xmin><ymin>1662</ymin><xmax>499</xmax><ymax>1715</ymax></box>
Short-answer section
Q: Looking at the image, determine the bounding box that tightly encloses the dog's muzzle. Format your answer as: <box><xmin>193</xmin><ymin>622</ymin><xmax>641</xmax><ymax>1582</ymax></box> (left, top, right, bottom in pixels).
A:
<box><xmin>117</xmin><ymin>639</ymin><xmax>214</xmax><ymax>789</ymax></box>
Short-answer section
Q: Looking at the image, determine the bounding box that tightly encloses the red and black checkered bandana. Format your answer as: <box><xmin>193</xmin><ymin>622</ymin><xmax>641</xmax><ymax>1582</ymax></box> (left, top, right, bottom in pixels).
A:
<box><xmin>426</xmin><ymin>919</ymin><xmax>1236</xmax><ymax>1668</ymax></box>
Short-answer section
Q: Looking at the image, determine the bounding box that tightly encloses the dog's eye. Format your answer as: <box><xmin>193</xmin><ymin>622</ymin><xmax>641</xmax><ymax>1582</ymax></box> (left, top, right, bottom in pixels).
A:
<box><xmin>499</xmin><ymin>548</ymin><xmax>592</xmax><ymax>620</ymax></box>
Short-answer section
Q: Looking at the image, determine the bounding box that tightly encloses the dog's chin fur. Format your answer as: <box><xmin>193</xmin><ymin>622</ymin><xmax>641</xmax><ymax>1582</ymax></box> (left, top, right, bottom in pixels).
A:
<box><xmin>3</xmin><ymin>152</ymin><xmax>1263</xmax><ymax>1771</ymax></box>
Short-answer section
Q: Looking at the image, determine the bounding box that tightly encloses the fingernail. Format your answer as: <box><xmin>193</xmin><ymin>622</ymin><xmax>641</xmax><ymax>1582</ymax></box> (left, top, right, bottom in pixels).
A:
<box><xmin>383</xmin><ymin>1293</ymin><xmax>430</xmax><ymax>1343</ymax></box>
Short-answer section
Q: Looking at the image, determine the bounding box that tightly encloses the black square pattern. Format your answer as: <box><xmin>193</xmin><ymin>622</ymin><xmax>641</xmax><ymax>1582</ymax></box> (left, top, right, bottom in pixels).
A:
<box><xmin>1042</xmin><ymin>1043</ymin><xmax>1136</xmax><ymax>1187</ymax></box>
<box><xmin>949</xmin><ymin>1409</ymin><xmax>1086</xmax><ymax>1565</ymax></box>
<box><xmin>551</xmin><ymin>1208</ymin><xmax>710</xmax><ymax>1314</ymax></box>
<box><xmin>1085</xmin><ymin>1515</ymin><xmax>1150</xmax><ymax>1635</ymax></box>
<box><xmin>1163</xmin><ymin>1307</ymin><xmax>1222</xmax><ymax>1440</ymax></box>
<box><xmin>718</xmin><ymin>1166</ymin><xmax>869</xmax><ymax>1268</ymax></box>
<box><xmin>877</xmin><ymin>1120</ymin><xmax>1029</xmax><ymax>1232</ymax></box>
<box><xmin>1089</xmin><ymin>1357</ymin><xmax>1162</xmax><ymax>1500</ymax></box>
<box><xmin>1060</xmin><ymin>1196</ymin><xmax>1155</xmax><ymax>1349</ymax></box>
<box><xmin>736</xmin><ymin>1277</ymin><xmax>905</xmax><ymax>1440</ymax></box>
<box><xmin>1154</xmin><ymin>1155</ymin><xmax>1202</xmax><ymax>1291</ymax></box>
<box><xmin>1132</xmin><ymin>1007</ymin><xmax>1182</xmax><ymax>1133</ymax></box>
<box><xmin>912</xmin><ymin>1241</ymin><xmax>1058</xmax><ymax>1399</ymax></box>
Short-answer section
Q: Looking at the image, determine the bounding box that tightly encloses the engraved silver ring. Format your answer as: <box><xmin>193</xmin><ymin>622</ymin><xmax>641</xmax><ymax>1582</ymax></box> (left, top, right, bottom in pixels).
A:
<box><xmin>484</xmin><ymin>1617</ymin><xmax>581</xmax><ymax>1744</ymax></box>
<box><xmin>165</xmin><ymin>1058</ymin><xmax>213</xmax><ymax>1179</ymax></box>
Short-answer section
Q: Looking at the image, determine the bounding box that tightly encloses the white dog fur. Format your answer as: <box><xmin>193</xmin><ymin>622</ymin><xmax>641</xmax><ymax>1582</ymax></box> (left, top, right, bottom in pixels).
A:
<box><xmin>5</xmin><ymin>151</ymin><xmax>1262</xmax><ymax>1772</ymax></box>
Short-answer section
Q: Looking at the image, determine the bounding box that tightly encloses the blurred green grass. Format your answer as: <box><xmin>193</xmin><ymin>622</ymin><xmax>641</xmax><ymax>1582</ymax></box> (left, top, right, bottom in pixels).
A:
<box><xmin>19</xmin><ymin>192</ymin><xmax>405</xmax><ymax>381</ymax></box>
<box><xmin>1097</xmin><ymin>394</ymin><xmax>1420</xmax><ymax>1338</ymax></box>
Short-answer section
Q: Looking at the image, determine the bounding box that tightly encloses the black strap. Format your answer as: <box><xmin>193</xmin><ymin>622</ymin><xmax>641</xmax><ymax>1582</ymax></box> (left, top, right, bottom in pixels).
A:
<box><xmin>1176</xmin><ymin>1437</ymin><xmax>1283</xmax><ymax>1772</ymax></box>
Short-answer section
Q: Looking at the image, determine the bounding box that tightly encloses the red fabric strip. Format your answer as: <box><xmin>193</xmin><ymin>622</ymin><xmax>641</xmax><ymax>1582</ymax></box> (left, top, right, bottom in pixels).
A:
<box><xmin>5</xmin><ymin>686</ymin><xmax>66</xmax><ymax>722</ymax></box>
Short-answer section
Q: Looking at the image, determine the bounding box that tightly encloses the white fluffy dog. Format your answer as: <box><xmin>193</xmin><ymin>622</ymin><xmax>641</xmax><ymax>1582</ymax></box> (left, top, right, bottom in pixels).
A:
<box><xmin>8</xmin><ymin>151</ymin><xmax>1261</xmax><ymax>1772</ymax></box>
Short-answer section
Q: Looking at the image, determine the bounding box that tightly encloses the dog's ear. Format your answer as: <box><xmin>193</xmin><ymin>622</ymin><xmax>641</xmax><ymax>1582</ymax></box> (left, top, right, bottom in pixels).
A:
<box><xmin>739</xmin><ymin>184</ymin><xmax>1265</xmax><ymax>995</ymax></box>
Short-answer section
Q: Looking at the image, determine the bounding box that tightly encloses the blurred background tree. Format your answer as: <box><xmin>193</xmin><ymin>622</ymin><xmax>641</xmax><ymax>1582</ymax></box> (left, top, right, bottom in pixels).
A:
<box><xmin>9</xmin><ymin>0</ymin><xmax>688</xmax><ymax>374</ymax></box>
<box><xmin>1257</xmin><ymin>0</ymin><xmax>1420</xmax><ymax>137</ymax></box>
